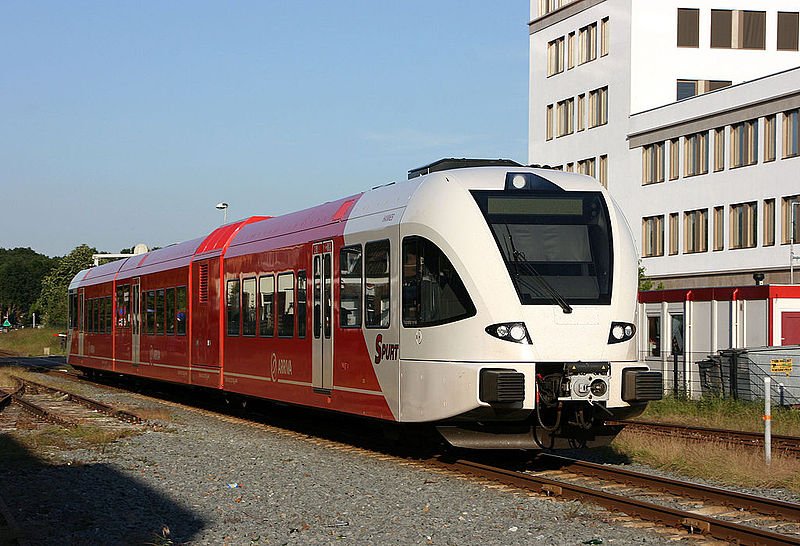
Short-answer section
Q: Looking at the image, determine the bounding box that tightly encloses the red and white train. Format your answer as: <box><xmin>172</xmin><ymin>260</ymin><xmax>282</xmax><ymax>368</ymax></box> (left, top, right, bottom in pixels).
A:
<box><xmin>67</xmin><ymin>159</ymin><xmax>662</xmax><ymax>449</ymax></box>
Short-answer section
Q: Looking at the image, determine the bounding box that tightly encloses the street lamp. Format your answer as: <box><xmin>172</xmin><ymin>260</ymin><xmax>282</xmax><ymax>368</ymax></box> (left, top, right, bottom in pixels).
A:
<box><xmin>791</xmin><ymin>201</ymin><xmax>800</xmax><ymax>284</ymax></box>
<box><xmin>215</xmin><ymin>202</ymin><xmax>229</xmax><ymax>225</ymax></box>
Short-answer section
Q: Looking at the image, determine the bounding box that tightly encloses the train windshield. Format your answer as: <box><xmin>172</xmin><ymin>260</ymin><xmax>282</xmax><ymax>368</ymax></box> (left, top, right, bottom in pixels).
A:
<box><xmin>472</xmin><ymin>191</ymin><xmax>613</xmax><ymax>306</ymax></box>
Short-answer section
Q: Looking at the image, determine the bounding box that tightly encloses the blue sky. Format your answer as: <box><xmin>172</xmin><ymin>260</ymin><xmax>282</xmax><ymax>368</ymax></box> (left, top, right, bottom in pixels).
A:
<box><xmin>1</xmin><ymin>1</ymin><xmax>529</xmax><ymax>257</ymax></box>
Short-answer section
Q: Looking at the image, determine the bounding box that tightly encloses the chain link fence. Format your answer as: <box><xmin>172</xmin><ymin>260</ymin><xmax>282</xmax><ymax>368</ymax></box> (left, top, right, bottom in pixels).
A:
<box><xmin>638</xmin><ymin>347</ymin><xmax>800</xmax><ymax>406</ymax></box>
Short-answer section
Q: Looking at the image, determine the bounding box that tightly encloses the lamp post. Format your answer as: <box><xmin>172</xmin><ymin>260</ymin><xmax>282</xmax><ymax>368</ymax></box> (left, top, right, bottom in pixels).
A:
<box><xmin>791</xmin><ymin>202</ymin><xmax>800</xmax><ymax>284</ymax></box>
<box><xmin>215</xmin><ymin>202</ymin><xmax>229</xmax><ymax>225</ymax></box>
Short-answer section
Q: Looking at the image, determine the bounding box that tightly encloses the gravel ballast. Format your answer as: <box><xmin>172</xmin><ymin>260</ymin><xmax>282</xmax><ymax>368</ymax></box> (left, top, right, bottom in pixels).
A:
<box><xmin>0</xmin><ymin>382</ymin><xmax>680</xmax><ymax>545</ymax></box>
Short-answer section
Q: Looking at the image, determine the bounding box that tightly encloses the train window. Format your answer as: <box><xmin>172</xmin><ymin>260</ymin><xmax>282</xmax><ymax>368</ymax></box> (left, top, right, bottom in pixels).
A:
<box><xmin>323</xmin><ymin>254</ymin><xmax>332</xmax><ymax>338</ymax></box>
<box><xmin>402</xmin><ymin>237</ymin><xmax>476</xmax><ymax>327</ymax></box>
<box><xmin>116</xmin><ymin>285</ymin><xmax>130</xmax><ymax>328</ymax></box>
<box><xmin>313</xmin><ymin>257</ymin><xmax>321</xmax><ymax>339</ymax></box>
<box><xmin>68</xmin><ymin>293</ymin><xmax>77</xmax><ymax>329</ymax></box>
<box><xmin>146</xmin><ymin>291</ymin><xmax>156</xmax><ymax>335</ymax></box>
<box><xmin>176</xmin><ymin>286</ymin><xmax>187</xmax><ymax>335</ymax></box>
<box><xmin>242</xmin><ymin>278</ymin><xmax>256</xmax><ymax>336</ymax></box>
<box><xmin>297</xmin><ymin>270</ymin><xmax>307</xmax><ymax>338</ymax></box>
<box><xmin>88</xmin><ymin>299</ymin><xmax>93</xmax><ymax>333</ymax></box>
<box><xmin>156</xmin><ymin>289</ymin><xmax>165</xmax><ymax>335</ymax></box>
<box><xmin>277</xmin><ymin>273</ymin><xmax>295</xmax><ymax>337</ymax></box>
<box><xmin>259</xmin><ymin>275</ymin><xmax>275</xmax><ymax>337</ymax></box>
<box><xmin>97</xmin><ymin>298</ymin><xmax>103</xmax><ymax>334</ymax></box>
<box><xmin>132</xmin><ymin>285</ymin><xmax>140</xmax><ymax>335</ymax></box>
<box><xmin>226</xmin><ymin>280</ymin><xmax>241</xmax><ymax>336</ymax></box>
<box><xmin>166</xmin><ymin>287</ymin><xmax>176</xmax><ymax>335</ymax></box>
<box><xmin>365</xmin><ymin>240</ymin><xmax>390</xmax><ymax>328</ymax></box>
<box><xmin>339</xmin><ymin>246</ymin><xmax>362</xmax><ymax>328</ymax></box>
<box><xmin>105</xmin><ymin>297</ymin><xmax>112</xmax><ymax>334</ymax></box>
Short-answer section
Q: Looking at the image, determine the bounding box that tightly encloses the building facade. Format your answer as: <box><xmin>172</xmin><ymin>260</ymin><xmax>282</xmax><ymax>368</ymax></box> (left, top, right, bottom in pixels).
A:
<box><xmin>529</xmin><ymin>0</ymin><xmax>800</xmax><ymax>288</ymax></box>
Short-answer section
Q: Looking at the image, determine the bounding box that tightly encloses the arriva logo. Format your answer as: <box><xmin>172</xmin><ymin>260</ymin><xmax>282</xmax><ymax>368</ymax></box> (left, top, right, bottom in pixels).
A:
<box><xmin>270</xmin><ymin>352</ymin><xmax>293</xmax><ymax>382</ymax></box>
<box><xmin>374</xmin><ymin>334</ymin><xmax>399</xmax><ymax>365</ymax></box>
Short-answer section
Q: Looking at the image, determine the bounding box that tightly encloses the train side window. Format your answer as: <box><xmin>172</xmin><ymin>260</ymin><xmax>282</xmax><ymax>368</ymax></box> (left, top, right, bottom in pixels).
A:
<box><xmin>97</xmin><ymin>298</ymin><xmax>103</xmax><ymax>334</ymax></box>
<box><xmin>323</xmin><ymin>254</ymin><xmax>332</xmax><ymax>338</ymax></box>
<box><xmin>277</xmin><ymin>272</ymin><xmax>295</xmax><ymax>337</ymax></box>
<box><xmin>132</xmin><ymin>285</ymin><xmax>140</xmax><ymax>335</ymax></box>
<box><xmin>105</xmin><ymin>297</ymin><xmax>112</xmax><ymax>334</ymax></box>
<box><xmin>339</xmin><ymin>245</ymin><xmax>362</xmax><ymax>328</ymax></box>
<box><xmin>226</xmin><ymin>279</ymin><xmax>241</xmax><ymax>336</ymax></box>
<box><xmin>176</xmin><ymin>286</ymin><xmax>187</xmax><ymax>335</ymax></box>
<box><xmin>166</xmin><ymin>287</ymin><xmax>176</xmax><ymax>335</ymax></box>
<box><xmin>156</xmin><ymin>289</ymin><xmax>165</xmax><ymax>335</ymax></box>
<box><xmin>365</xmin><ymin>240</ymin><xmax>390</xmax><ymax>328</ymax></box>
<box><xmin>297</xmin><ymin>270</ymin><xmax>307</xmax><ymax>338</ymax></box>
<box><xmin>88</xmin><ymin>299</ymin><xmax>94</xmax><ymax>333</ymax></box>
<box><xmin>313</xmin><ymin>257</ymin><xmax>321</xmax><ymax>339</ymax></box>
<box><xmin>116</xmin><ymin>285</ymin><xmax>130</xmax><ymax>328</ymax></box>
<box><xmin>82</xmin><ymin>298</ymin><xmax>87</xmax><ymax>333</ymax></box>
<box><xmin>402</xmin><ymin>237</ymin><xmax>476</xmax><ymax>327</ymax></box>
<box><xmin>146</xmin><ymin>291</ymin><xmax>156</xmax><ymax>335</ymax></box>
<box><xmin>259</xmin><ymin>275</ymin><xmax>275</xmax><ymax>337</ymax></box>
<box><xmin>92</xmin><ymin>299</ymin><xmax>98</xmax><ymax>333</ymax></box>
<box><xmin>242</xmin><ymin>278</ymin><xmax>257</xmax><ymax>336</ymax></box>
<box><xmin>69</xmin><ymin>293</ymin><xmax>77</xmax><ymax>329</ymax></box>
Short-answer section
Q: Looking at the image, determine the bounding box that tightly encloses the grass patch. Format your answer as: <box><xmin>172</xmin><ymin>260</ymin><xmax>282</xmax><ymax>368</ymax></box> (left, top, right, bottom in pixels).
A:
<box><xmin>611</xmin><ymin>431</ymin><xmax>800</xmax><ymax>493</ymax></box>
<box><xmin>0</xmin><ymin>327</ymin><xmax>65</xmax><ymax>357</ymax></box>
<box><xmin>17</xmin><ymin>424</ymin><xmax>135</xmax><ymax>454</ymax></box>
<box><xmin>640</xmin><ymin>395</ymin><xmax>800</xmax><ymax>437</ymax></box>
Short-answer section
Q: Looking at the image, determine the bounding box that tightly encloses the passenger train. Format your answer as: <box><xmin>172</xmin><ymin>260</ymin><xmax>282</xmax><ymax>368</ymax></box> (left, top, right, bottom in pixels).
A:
<box><xmin>67</xmin><ymin>159</ymin><xmax>662</xmax><ymax>450</ymax></box>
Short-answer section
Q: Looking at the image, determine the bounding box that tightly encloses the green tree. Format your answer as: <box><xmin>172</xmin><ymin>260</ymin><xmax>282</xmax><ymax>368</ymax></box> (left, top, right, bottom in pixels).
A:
<box><xmin>638</xmin><ymin>261</ymin><xmax>663</xmax><ymax>291</ymax></box>
<box><xmin>0</xmin><ymin>247</ymin><xmax>55</xmax><ymax>325</ymax></box>
<box><xmin>34</xmin><ymin>244</ymin><xmax>97</xmax><ymax>327</ymax></box>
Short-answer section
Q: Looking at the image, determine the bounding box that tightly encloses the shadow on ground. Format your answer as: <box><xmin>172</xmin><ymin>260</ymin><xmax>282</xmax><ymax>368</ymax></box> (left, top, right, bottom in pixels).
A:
<box><xmin>0</xmin><ymin>435</ymin><xmax>207</xmax><ymax>545</ymax></box>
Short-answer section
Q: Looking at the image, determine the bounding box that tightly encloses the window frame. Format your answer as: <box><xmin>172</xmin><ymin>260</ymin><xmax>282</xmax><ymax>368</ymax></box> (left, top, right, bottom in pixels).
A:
<box><xmin>364</xmin><ymin>239</ymin><xmax>391</xmax><ymax>329</ymax></box>
<box><xmin>226</xmin><ymin>279</ymin><xmax>241</xmax><ymax>337</ymax></box>
<box><xmin>277</xmin><ymin>271</ymin><xmax>296</xmax><ymax>338</ymax></box>
<box><xmin>259</xmin><ymin>274</ymin><xmax>275</xmax><ymax>338</ymax></box>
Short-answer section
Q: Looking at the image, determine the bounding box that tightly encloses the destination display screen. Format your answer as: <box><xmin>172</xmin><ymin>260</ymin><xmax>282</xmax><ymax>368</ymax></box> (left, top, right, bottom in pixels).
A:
<box><xmin>486</xmin><ymin>197</ymin><xmax>583</xmax><ymax>216</ymax></box>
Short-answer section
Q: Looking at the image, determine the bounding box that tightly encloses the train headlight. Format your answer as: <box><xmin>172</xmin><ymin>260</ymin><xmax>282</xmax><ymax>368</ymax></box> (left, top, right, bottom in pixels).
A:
<box><xmin>485</xmin><ymin>322</ymin><xmax>531</xmax><ymax>344</ymax></box>
<box><xmin>511</xmin><ymin>174</ymin><xmax>527</xmax><ymax>189</ymax></box>
<box><xmin>608</xmin><ymin>321</ymin><xmax>636</xmax><ymax>344</ymax></box>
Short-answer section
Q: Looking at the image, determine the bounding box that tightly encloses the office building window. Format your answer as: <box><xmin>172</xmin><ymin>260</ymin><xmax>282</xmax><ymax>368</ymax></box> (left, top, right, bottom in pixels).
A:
<box><xmin>711</xmin><ymin>10</ymin><xmax>766</xmax><ymax>49</ymax></box>
<box><xmin>546</xmin><ymin>104</ymin><xmax>554</xmax><ymax>140</ymax></box>
<box><xmin>600</xmin><ymin>18</ymin><xmax>609</xmax><ymax>56</ymax></box>
<box><xmin>778</xmin><ymin>12</ymin><xmax>799</xmax><ymax>51</ymax></box>
<box><xmin>598</xmin><ymin>154</ymin><xmax>608</xmax><ymax>187</ymax></box>
<box><xmin>784</xmin><ymin>109</ymin><xmax>799</xmax><ymax>158</ymax></box>
<box><xmin>764</xmin><ymin>199</ymin><xmax>775</xmax><ymax>247</ymax></box>
<box><xmin>713</xmin><ymin>206</ymin><xmax>725</xmax><ymax>251</ymax></box>
<box><xmin>579</xmin><ymin>23</ymin><xmax>597</xmax><ymax>64</ymax></box>
<box><xmin>578</xmin><ymin>157</ymin><xmax>595</xmax><ymax>177</ymax></box>
<box><xmin>565</xmin><ymin>162</ymin><xmax>574</xmax><ymax>172</ymax></box>
<box><xmin>588</xmin><ymin>86</ymin><xmax>608</xmax><ymax>127</ymax></box>
<box><xmin>547</xmin><ymin>37</ymin><xmax>565</xmax><ymax>76</ymax></box>
<box><xmin>684</xmin><ymin>209</ymin><xmax>708</xmax><ymax>253</ymax></box>
<box><xmin>684</xmin><ymin>131</ymin><xmax>708</xmax><ymax>176</ymax></box>
<box><xmin>642</xmin><ymin>215</ymin><xmax>664</xmax><ymax>257</ymax></box>
<box><xmin>642</xmin><ymin>142</ymin><xmax>664</xmax><ymax>185</ymax></box>
<box><xmin>677</xmin><ymin>79</ymin><xmax>732</xmax><ymax>101</ymax></box>
<box><xmin>730</xmin><ymin>119</ymin><xmax>758</xmax><ymax>168</ymax></box>
<box><xmin>576</xmin><ymin>93</ymin><xmax>585</xmax><ymax>131</ymax></box>
<box><xmin>677</xmin><ymin>8</ymin><xmax>700</xmax><ymax>47</ymax></box>
<box><xmin>669</xmin><ymin>213</ymin><xmax>679</xmax><ymax>255</ymax></box>
<box><xmin>765</xmin><ymin>115</ymin><xmax>776</xmax><ymax>162</ymax></box>
<box><xmin>782</xmin><ymin>195</ymin><xmax>800</xmax><ymax>244</ymax></box>
<box><xmin>538</xmin><ymin>0</ymin><xmax>571</xmax><ymax>17</ymax></box>
<box><xmin>713</xmin><ymin>128</ymin><xmax>725</xmax><ymax>171</ymax></box>
<box><xmin>669</xmin><ymin>139</ymin><xmax>680</xmax><ymax>180</ymax></box>
<box><xmin>567</xmin><ymin>32</ymin><xmax>575</xmax><ymax>69</ymax></box>
<box><xmin>730</xmin><ymin>202</ymin><xmax>757</xmax><ymax>249</ymax></box>
<box><xmin>556</xmin><ymin>98</ymin><xmax>574</xmax><ymax>137</ymax></box>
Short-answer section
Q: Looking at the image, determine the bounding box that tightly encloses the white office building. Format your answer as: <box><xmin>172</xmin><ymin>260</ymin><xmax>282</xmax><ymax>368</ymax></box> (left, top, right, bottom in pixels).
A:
<box><xmin>529</xmin><ymin>0</ymin><xmax>800</xmax><ymax>288</ymax></box>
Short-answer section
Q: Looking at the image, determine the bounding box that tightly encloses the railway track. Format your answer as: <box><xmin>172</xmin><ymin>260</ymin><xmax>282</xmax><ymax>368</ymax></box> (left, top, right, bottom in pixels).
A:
<box><xmin>18</xmin><ymin>370</ymin><xmax>800</xmax><ymax>544</ymax></box>
<box><xmin>609</xmin><ymin>419</ymin><xmax>800</xmax><ymax>455</ymax></box>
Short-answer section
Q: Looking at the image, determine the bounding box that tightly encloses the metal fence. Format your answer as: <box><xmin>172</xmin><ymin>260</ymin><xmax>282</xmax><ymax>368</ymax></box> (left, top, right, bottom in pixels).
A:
<box><xmin>638</xmin><ymin>347</ymin><xmax>800</xmax><ymax>406</ymax></box>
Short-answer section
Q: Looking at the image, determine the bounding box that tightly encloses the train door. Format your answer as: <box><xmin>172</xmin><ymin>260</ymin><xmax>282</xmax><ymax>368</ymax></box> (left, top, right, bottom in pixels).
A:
<box><xmin>192</xmin><ymin>258</ymin><xmax>220</xmax><ymax>366</ymax></box>
<box><xmin>312</xmin><ymin>241</ymin><xmax>334</xmax><ymax>391</ymax></box>
<box><xmin>78</xmin><ymin>289</ymin><xmax>85</xmax><ymax>356</ymax></box>
<box><xmin>131</xmin><ymin>278</ymin><xmax>140</xmax><ymax>364</ymax></box>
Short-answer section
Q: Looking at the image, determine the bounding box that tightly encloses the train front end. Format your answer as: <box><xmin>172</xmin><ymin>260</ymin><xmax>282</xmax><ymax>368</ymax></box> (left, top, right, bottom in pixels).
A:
<box><xmin>398</xmin><ymin>164</ymin><xmax>662</xmax><ymax>450</ymax></box>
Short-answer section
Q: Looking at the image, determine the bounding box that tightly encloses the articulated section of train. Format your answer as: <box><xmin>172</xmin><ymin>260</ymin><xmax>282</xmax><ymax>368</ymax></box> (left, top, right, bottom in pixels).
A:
<box><xmin>67</xmin><ymin>159</ymin><xmax>662</xmax><ymax>450</ymax></box>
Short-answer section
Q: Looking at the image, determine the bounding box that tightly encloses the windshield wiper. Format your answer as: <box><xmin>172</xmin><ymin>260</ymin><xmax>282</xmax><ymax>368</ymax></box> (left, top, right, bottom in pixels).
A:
<box><xmin>504</xmin><ymin>225</ymin><xmax>573</xmax><ymax>314</ymax></box>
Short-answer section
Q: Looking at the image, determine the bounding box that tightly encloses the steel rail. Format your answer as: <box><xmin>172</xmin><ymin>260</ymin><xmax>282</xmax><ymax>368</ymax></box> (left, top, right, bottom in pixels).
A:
<box><xmin>17</xmin><ymin>377</ymin><xmax>143</xmax><ymax>424</ymax></box>
<box><xmin>539</xmin><ymin>453</ymin><xmax>800</xmax><ymax>521</ymax></box>
<box><xmin>609</xmin><ymin>419</ymin><xmax>800</xmax><ymax>454</ymax></box>
<box><xmin>441</xmin><ymin>458</ymin><xmax>799</xmax><ymax>546</ymax></box>
<box><xmin>9</xmin><ymin>384</ymin><xmax>78</xmax><ymax>428</ymax></box>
